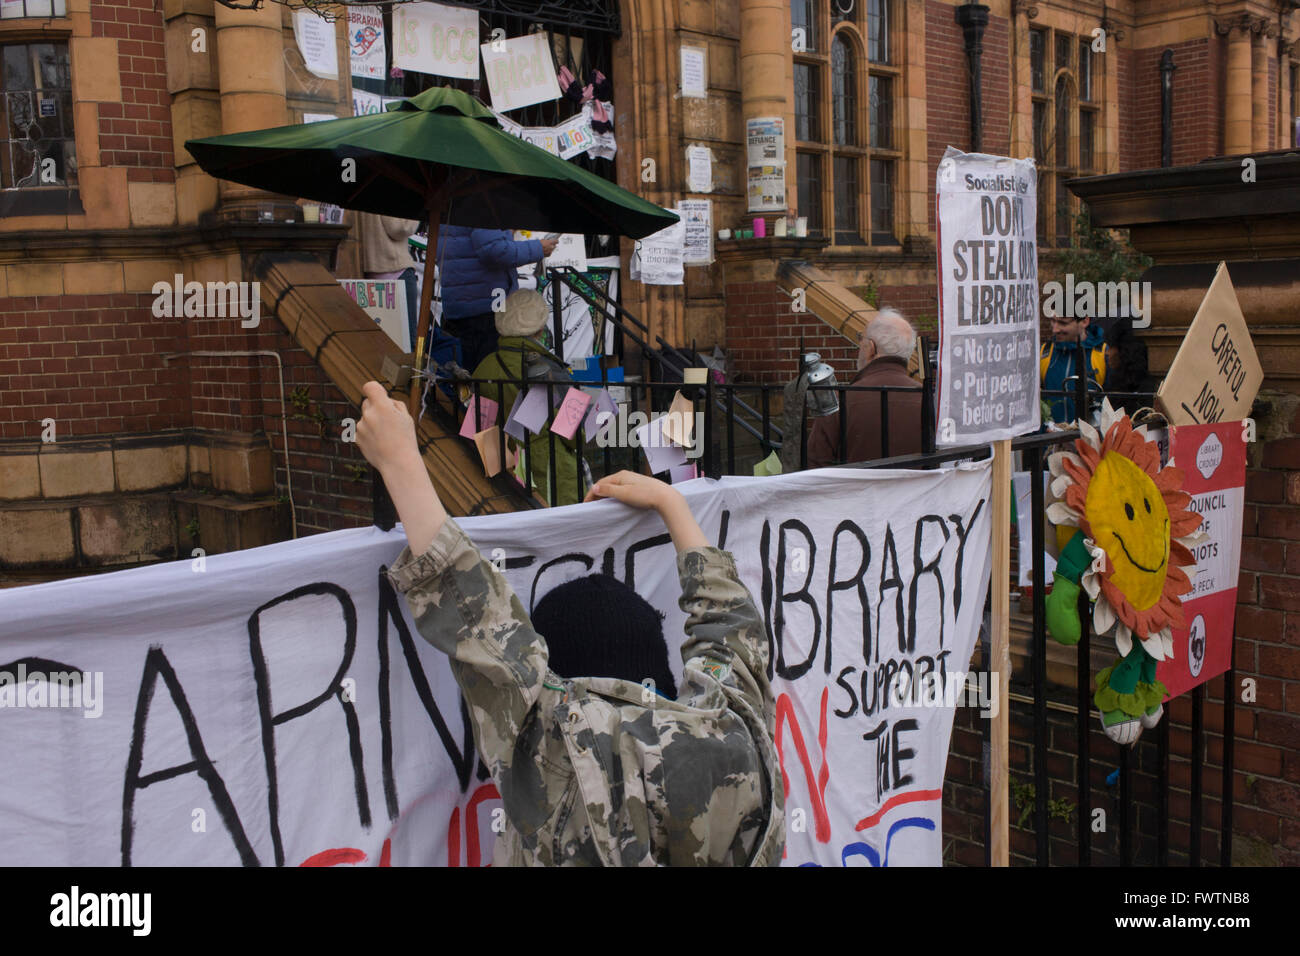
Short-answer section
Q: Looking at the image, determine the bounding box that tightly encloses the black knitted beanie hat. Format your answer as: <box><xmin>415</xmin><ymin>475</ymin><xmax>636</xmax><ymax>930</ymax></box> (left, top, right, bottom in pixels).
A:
<box><xmin>531</xmin><ymin>574</ymin><xmax>677</xmax><ymax>700</ymax></box>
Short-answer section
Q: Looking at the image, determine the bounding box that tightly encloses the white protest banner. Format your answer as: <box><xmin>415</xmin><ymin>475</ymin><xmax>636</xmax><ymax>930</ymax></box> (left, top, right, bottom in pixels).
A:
<box><xmin>539</xmin><ymin>256</ymin><xmax>619</xmax><ymax>362</ymax></box>
<box><xmin>303</xmin><ymin>112</ymin><xmax>336</xmax><ymax>125</ymax></box>
<box><xmin>348</xmin><ymin>5</ymin><xmax>386</xmax><ymax>80</ymax></box>
<box><xmin>0</xmin><ymin>464</ymin><xmax>990</xmax><ymax>867</ymax></box>
<box><xmin>481</xmin><ymin>32</ymin><xmax>562</xmax><ymax>113</ymax></box>
<box><xmin>294</xmin><ymin>10</ymin><xmax>339</xmax><ymax>80</ymax></box>
<box><xmin>392</xmin><ymin>1</ymin><xmax>480</xmax><ymax>80</ymax></box>
<box><xmin>1158</xmin><ymin>421</ymin><xmax>1246</xmax><ymax>699</ymax></box>
<box><xmin>1012</xmin><ymin>471</ymin><xmax>1055</xmax><ymax>587</ymax></box>
<box><xmin>352</xmin><ymin>88</ymin><xmax>383</xmax><ymax>117</ymax></box>
<box><xmin>339</xmin><ymin>278</ymin><xmax>410</xmax><ymax>352</ymax></box>
<box><xmin>936</xmin><ymin>147</ymin><xmax>1040</xmax><ymax>445</ymax></box>
<box><xmin>678</xmin><ymin>199</ymin><xmax>714</xmax><ymax>265</ymax></box>
<box><xmin>521</xmin><ymin>126</ymin><xmax>560</xmax><ymax>156</ymax></box>
<box><xmin>631</xmin><ymin>217</ymin><xmax>685</xmax><ymax>286</ymax></box>
<box><xmin>555</xmin><ymin>111</ymin><xmax>596</xmax><ymax>160</ymax></box>
<box><xmin>491</xmin><ymin>109</ymin><xmax>524</xmax><ymax>138</ymax></box>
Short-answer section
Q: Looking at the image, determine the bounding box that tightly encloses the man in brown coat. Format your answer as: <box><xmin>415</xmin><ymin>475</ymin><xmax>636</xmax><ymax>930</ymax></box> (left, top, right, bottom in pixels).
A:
<box><xmin>807</xmin><ymin>308</ymin><xmax>923</xmax><ymax>466</ymax></box>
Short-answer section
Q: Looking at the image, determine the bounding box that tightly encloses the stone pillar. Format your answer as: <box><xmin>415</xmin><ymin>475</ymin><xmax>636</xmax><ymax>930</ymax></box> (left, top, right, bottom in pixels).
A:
<box><xmin>1009</xmin><ymin>2</ymin><xmax>1035</xmax><ymax>160</ymax></box>
<box><xmin>214</xmin><ymin>1</ymin><xmax>293</xmax><ymax>219</ymax></box>
<box><xmin>740</xmin><ymin>0</ymin><xmax>790</xmax><ymax>214</ymax></box>
<box><xmin>1222</xmin><ymin>16</ymin><xmax>1254</xmax><ymax>155</ymax></box>
<box><xmin>1280</xmin><ymin>49</ymin><xmax>1295</xmax><ymax>148</ymax></box>
<box><xmin>1252</xmin><ymin>20</ymin><xmax>1272</xmax><ymax>151</ymax></box>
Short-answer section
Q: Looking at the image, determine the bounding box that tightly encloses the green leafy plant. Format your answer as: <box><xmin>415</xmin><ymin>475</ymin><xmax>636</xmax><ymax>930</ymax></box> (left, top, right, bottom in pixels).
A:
<box><xmin>1055</xmin><ymin>207</ymin><xmax>1152</xmax><ymax>286</ymax></box>
<box><xmin>183</xmin><ymin>517</ymin><xmax>200</xmax><ymax>541</ymax></box>
<box><xmin>1012</xmin><ymin>778</ymin><xmax>1076</xmax><ymax>830</ymax></box>
<box><xmin>288</xmin><ymin>385</ymin><xmax>331</xmax><ymax>437</ymax></box>
<box><xmin>346</xmin><ymin>462</ymin><xmax>368</xmax><ymax>482</ymax></box>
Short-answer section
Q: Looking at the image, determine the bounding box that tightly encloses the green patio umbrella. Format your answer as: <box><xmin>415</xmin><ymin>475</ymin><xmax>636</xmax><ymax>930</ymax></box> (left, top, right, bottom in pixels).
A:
<box><xmin>186</xmin><ymin>86</ymin><xmax>677</xmax><ymax>406</ymax></box>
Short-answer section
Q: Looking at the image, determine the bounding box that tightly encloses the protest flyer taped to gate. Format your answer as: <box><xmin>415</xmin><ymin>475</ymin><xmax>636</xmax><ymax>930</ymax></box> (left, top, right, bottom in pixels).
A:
<box><xmin>935</xmin><ymin>147</ymin><xmax>1041</xmax><ymax>445</ymax></box>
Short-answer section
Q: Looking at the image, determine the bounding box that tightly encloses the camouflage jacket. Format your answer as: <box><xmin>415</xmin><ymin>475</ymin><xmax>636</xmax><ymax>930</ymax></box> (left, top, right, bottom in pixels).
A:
<box><xmin>385</xmin><ymin>517</ymin><xmax>785</xmax><ymax>866</ymax></box>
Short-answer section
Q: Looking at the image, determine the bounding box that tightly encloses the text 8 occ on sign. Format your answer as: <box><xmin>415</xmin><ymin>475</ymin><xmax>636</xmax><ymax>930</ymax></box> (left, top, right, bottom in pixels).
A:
<box><xmin>935</xmin><ymin>147</ymin><xmax>1041</xmax><ymax>446</ymax></box>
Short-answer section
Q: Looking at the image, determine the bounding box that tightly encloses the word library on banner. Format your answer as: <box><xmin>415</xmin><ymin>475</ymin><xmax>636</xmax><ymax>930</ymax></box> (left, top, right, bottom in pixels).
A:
<box><xmin>0</xmin><ymin>466</ymin><xmax>991</xmax><ymax>867</ymax></box>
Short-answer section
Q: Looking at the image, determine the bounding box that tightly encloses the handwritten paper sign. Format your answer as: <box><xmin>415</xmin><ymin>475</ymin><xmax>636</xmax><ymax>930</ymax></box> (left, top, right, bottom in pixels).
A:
<box><xmin>678</xmin><ymin>199</ymin><xmax>714</xmax><ymax>266</ymax></box>
<box><xmin>635</xmin><ymin>415</ymin><xmax>689</xmax><ymax>475</ymax></box>
<box><xmin>0</xmin><ymin>463</ymin><xmax>992</xmax><ymax>866</ymax></box>
<box><xmin>353</xmin><ymin>88</ymin><xmax>383</xmax><ymax>117</ymax></box>
<box><xmin>555</xmin><ymin>112</ymin><xmax>595</xmax><ymax>160</ymax></box>
<box><xmin>481</xmin><ymin>32</ymin><xmax>562</xmax><ymax>113</ymax></box>
<box><xmin>550</xmin><ymin>388</ymin><xmax>591</xmax><ymax>441</ymax></box>
<box><xmin>392</xmin><ymin>1</ymin><xmax>480</xmax><ymax>80</ymax></box>
<box><xmin>660</xmin><ymin>391</ymin><xmax>695</xmax><ymax>447</ymax></box>
<box><xmin>1156</xmin><ymin>263</ymin><xmax>1262</xmax><ymax>427</ymax></box>
<box><xmin>681</xmin><ymin>45</ymin><xmax>707</xmax><ymax>98</ymax></box>
<box><xmin>687</xmin><ymin>145</ymin><xmax>713</xmax><ymax>193</ymax></box>
<box><xmin>631</xmin><ymin>219</ymin><xmax>685</xmax><ymax>286</ymax></box>
<box><xmin>581</xmin><ymin>387</ymin><xmax>617</xmax><ymax>438</ymax></box>
<box><xmin>503</xmin><ymin>391</ymin><xmax>528</xmax><ymax>441</ymax></box>
<box><xmin>348</xmin><ymin>5</ymin><xmax>386</xmax><ymax>80</ymax></box>
<box><xmin>339</xmin><ymin>278</ymin><xmax>410</xmax><ymax>352</ymax></box>
<box><xmin>510</xmin><ymin>385</ymin><xmax>553</xmax><ymax>434</ymax></box>
<box><xmin>474</xmin><ymin>426</ymin><xmax>504</xmax><ymax>476</ymax></box>
<box><xmin>669</xmin><ymin>463</ymin><xmax>699</xmax><ymax>484</ymax></box>
<box><xmin>294</xmin><ymin>10</ymin><xmax>339</xmax><ymax>80</ymax></box>
<box><xmin>459</xmin><ymin>395</ymin><xmax>500</xmax><ymax>440</ymax></box>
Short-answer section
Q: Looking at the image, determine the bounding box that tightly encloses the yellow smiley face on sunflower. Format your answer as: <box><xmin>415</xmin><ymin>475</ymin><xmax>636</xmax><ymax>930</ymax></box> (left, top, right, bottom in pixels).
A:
<box><xmin>1046</xmin><ymin>401</ymin><xmax>1201</xmax><ymax>660</ymax></box>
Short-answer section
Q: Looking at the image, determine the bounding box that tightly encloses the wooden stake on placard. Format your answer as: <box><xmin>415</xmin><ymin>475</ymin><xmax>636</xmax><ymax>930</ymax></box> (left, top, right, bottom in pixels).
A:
<box><xmin>989</xmin><ymin>437</ymin><xmax>1012</xmax><ymax>866</ymax></box>
<box><xmin>410</xmin><ymin>213</ymin><xmax>441</xmax><ymax>415</ymax></box>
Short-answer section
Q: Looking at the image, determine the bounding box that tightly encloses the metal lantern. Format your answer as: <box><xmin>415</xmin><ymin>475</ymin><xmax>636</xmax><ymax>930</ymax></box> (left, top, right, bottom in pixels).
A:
<box><xmin>802</xmin><ymin>352</ymin><xmax>840</xmax><ymax>417</ymax></box>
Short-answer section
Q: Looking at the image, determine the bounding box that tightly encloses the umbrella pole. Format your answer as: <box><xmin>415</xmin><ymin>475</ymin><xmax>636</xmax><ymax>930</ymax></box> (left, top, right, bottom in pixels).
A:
<box><xmin>410</xmin><ymin>212</ymin><xmax>440</xmax><ymax>415</ymax></box>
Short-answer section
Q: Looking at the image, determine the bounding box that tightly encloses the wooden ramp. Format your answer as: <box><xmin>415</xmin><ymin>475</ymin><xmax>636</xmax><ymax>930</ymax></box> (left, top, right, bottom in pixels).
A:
<box><xmin>776</xmin><ymin>260</ymin><xmax>881</xmax><ymax>345</ymax></box>
<box><xmin>253</xmin><ymin>253</ymin><xmax>530</xmax><ymax>518</ymax></box>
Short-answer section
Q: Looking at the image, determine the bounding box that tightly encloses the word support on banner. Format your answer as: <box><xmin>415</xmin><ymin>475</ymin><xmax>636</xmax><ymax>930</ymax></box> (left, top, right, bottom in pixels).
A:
<box><xmin>936</xmin><ymin>147</ymin><xmax>1040</xmax><ymax>444</ymax></box>
<box><xmin>348</xmin><ymin>5</ymin><xmax>386</xmax><ymax>80</ymax></box>
<box><xmin>0</xmin><ymin>466</ymin><xmax>991</xmax><ymax>867</ymax></box>
<box><xmin>392</xmin><ymin>0</ymin><xmax>480</xmax><ymax>80</ymax></box>
<box><xmin>678</xmin><ymin>200</ymin><xmax>714</xmax><ymax>266</ymax></box>
<box><xmin>1158</xmin><ymin>422</ymin><xmax>1246</xmax><ymax>699</ymax></box>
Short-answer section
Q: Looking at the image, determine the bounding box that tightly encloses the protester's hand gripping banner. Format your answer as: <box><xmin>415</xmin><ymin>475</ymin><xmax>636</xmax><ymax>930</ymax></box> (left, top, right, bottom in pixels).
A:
<box><xmin>0</xmin><ymin>465</ymin><xmax>991</xmax><ymax>867</ymax></box>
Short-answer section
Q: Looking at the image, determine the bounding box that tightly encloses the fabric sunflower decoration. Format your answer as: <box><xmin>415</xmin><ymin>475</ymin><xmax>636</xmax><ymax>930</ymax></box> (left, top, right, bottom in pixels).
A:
<box><xmin>1044</xmin><ymin>400</ymin><xmax>1202</xmax><ymax>744</ymax></box>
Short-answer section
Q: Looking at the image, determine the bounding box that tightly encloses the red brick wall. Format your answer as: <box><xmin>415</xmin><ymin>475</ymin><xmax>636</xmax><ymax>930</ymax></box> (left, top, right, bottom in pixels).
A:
<box><xmin>1126</xmin><ymin>38</ymin><xmax>1220</xmax><ymax>171</ymax></box>
<box><xmin>925</xmin><ymin>3</ymin><xmax>1011</xmax><ymax>233</ymax></box>
<box><xmin>0</xmin><ymin>293</ymin><xmax>186</xmax><ymax>437</ymax></box>
<box><xmin>724</xmin><ymin>280</ymin><xmax>857</xmax><ymax>385</ymax></box>
<box><xmin>0</xmin><ymin>290</ymin><xmax>372</xmax><ymax>537</ymax></box>
<box><xmin>91</xmin><ymin>0</ymin><xmax>175</xmax><ymax>184</ymax></box>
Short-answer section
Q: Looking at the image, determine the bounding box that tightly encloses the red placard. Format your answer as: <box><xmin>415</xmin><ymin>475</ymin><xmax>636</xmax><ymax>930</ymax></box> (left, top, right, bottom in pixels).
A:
<box><xmin>1158</xmin><ymin>421</ymin><xmax>1247</xmax><ymax>699</ymax></box>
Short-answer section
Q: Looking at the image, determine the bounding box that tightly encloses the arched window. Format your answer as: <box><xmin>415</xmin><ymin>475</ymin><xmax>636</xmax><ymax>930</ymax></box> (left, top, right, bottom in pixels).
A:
<box><xmin>793</xmin><ymin>0</ymin><xmax>900</xmax><ymax>246</ymax></box>
<box><xmin>1029</xmin><ymin>26</ymin><xmax>1101</xmax><ymax>247</ymax></box>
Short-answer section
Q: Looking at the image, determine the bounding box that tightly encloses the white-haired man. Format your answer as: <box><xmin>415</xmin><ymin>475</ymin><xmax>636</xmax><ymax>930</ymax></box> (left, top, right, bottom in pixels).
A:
<box><xmin>808</xmin><ymin>308</ymin><xmax>924</xmax><ymax>466</ymax></box>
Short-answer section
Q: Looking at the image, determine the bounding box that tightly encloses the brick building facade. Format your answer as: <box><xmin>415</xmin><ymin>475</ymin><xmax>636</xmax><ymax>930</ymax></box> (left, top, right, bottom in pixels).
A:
<box><xmin>0</xmin><ymin>0</ymin><xmax>1297</xmax><ymax>865</ymax></box>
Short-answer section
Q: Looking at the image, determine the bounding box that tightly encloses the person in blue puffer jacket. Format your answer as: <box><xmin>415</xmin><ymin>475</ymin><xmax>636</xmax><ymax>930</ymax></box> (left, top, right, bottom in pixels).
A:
<box><xmin>436</xmin><ymin>226</ymin><xmax>558</xmax><ymax>372</ymax></box>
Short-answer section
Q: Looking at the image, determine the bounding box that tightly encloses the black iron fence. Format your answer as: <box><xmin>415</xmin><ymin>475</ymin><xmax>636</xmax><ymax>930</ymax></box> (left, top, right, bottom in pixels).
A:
<box><xmin>417</xmin><ymin>274</ymin><xmax>1232</xmax><ymax>866</ymax></box>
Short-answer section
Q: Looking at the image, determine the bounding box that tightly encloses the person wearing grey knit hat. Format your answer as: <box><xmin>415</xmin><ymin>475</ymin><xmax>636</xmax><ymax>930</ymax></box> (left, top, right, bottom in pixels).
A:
<box><xmin>494</xmin><ymin>289</ymin><xmax>550</xmax><ymax>339</ymax></box>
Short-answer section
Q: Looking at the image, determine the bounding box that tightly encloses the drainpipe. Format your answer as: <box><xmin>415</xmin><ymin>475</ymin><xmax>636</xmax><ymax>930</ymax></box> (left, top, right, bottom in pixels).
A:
<box><xmin>955</xmin><ymin>2</ymin><xmax>991</xmax><ymax>152</ymax></box>
<box><xmin>1160</xmin><ymin>50</ymin><xmax>1175</xmax><ymax>167</ymax></box>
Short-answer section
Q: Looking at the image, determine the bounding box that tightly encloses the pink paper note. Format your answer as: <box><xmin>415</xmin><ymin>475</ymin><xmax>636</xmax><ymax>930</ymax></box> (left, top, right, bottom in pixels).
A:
<box><xmin>669</xmin><ymin>463</ymin><xmax>699</xmax><ymax>483</ymax></box>
<box><xmin>509</xmin><ymin>385</ymin><xmax>552</xmax><ymax>434</ymax></box>
<box><xmin>458</xmin><ymin>395</ymin><xmax>499</xmax><ymax>440</ymax></box>
<box><xmin>550</xmin><ymin>387</ymin><xmax>592</xmax><ymax>441</ymax></box>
